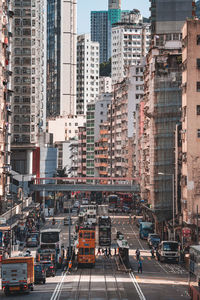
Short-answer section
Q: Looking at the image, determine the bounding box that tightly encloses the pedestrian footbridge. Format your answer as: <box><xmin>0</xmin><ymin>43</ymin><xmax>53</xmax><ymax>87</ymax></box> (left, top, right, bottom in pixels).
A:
<box><xmin>30</xmin><ymin>177</ymin><xmax>140</xmax><ymax>193</ymax></box>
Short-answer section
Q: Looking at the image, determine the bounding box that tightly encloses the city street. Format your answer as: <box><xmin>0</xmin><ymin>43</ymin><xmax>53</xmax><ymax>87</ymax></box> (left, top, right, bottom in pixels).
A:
<box><xmin>0</xmin><ymin>215</ymin><xmax>190</xmax><ymax>299</ymax></box>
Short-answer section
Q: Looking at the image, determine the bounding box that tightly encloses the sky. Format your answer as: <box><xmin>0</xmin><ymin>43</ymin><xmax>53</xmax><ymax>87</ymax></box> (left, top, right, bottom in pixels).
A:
<box><xmin>77</xmin><ymin>0</ymin><xmax>150</xmax><ymax>34</ymax></box>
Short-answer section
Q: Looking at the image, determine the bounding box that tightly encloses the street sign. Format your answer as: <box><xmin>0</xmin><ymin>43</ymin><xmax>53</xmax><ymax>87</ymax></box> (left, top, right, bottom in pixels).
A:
<box><xmin>182</xmin><ymin>227</ymin><xmax>191</xmax><ymax>237</ymax></box>
<box><xmin>0</xmin><ymin>218</ymin><xmax>6</xmax><ymax>225</ymax></box>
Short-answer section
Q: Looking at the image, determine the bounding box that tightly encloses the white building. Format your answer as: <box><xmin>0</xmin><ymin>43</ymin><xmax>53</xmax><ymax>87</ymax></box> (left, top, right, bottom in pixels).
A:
<box><xmin>111</xmin><ymin>10</ymin><xmax>150</xmax><ymax>85</ymax></box>
<box><xmin>47</xmin><ymin>115</ymin><xmax>86</xmax><ymax>143</ymax></box>
<box><xmin>47</xmin><ymin>0</ymin><xmax>77</xmax><ymax>117</ymax></box>
<box><xmin>99</xmin><ymin>77</ymin><xmax>112</xmax><ymax>94</ymax></box>
<box><xmin>60</xmin><ymin>0</ymin><xmax>77</xmax><ymax>116</ymax></box>
<box><xmin>77</xmin><ymin>33</ymin><xmax>99</xmax><ymax>115</ymax></box>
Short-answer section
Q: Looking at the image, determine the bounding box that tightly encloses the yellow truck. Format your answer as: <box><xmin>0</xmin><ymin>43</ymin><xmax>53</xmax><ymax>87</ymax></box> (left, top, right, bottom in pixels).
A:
<box><xmin>1</xmin><ymin>256</ymin><xmax>34</xmax><ymax>296</ymax></box>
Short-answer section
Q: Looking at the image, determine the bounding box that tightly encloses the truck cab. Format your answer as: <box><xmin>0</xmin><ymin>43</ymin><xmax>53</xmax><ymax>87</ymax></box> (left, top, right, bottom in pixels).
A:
<box><xmin>157</xmin><ymin>241</ymin><xmax>179</xmax><ymax>263</ymax></box>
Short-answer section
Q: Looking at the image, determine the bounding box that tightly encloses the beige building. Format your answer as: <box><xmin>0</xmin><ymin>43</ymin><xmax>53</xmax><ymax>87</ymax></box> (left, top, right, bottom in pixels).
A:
<box><xmin>181</xmin><ymin>19</ymin><xmax>200</xmax><ymax>225</ymax></box>
<box><xmin>47</xmin><ymin>115</ymin><xmax>86</xmax><ymax>143</ymax></box>
<box><xmin>0</xmin><ymin>0</ymin><xmax>12</xmax><ymax>212</ymax></box>
<box><xmin>108</xmin><ymin>79</ymin><xmax>129</xmax><ymax>177</ymax></box>
<box><xmin>141</xmin><ymin>43</ymin><xmax>182</xmax><ymax>229</ymax></box>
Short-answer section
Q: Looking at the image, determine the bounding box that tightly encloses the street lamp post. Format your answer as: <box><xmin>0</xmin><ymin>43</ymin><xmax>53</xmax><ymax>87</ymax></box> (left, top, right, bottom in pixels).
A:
<box><xmin>158</xmin><ymin>172</ymin><xmax>175</xmax><ymax>241</ymax></box>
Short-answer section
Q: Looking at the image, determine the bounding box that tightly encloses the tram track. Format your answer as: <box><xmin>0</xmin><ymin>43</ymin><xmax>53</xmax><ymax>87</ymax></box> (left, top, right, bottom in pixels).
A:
<box><xmin>102</xmin><ymin>256</ymin><xmax>124</xmax><ymax>300</ymax></box>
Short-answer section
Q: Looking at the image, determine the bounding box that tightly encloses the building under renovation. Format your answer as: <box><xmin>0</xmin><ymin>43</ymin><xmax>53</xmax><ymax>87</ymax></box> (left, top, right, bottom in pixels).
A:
<box><xmin>141</xmin><ymin>44</ymin><xmax>182</xmax><ymax>236</ymax></box>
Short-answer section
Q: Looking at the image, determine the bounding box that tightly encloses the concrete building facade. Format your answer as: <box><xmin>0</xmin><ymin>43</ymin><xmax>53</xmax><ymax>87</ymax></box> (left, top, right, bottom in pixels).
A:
<box><xmin>0</xmin><ymin>0</ymin><xmax>13</xmax><ymax>212</ymax></box>
<box><xmin>99</xmin><ymin>76</ymin><xmax>112</xmax><ymax>94</ymax></box>
<box><xmin>150</xmin><ymin>0</ymin><xmax>195</xmax><ymax>39</ymax></box>
<box><xmin>77</xmin><ymin>34</ymin><xmax>99</xmax><ymax>115</ymax></box>
<box><xmin>111</xmin><ymin>10</ymin><xmax>150</xmax><ymax>85</ymax></box>
<box><xmin>11</xmin><ymin>0</ymin><xmax>46</xmax><ymax>175</ymax></box>
<box><xmin>181</xmin><ymin>20</ymin><xmax>200</xmax><ymax>225</ymax></box>
<box><xmin>78</xmin><ymin>126</ymin><xmax>86</xmax><ymax>178</ymax></box>
<box><xmin>141</xmin><ymin>45</ymin><xmax>182</xmax><ymax>229</ymax></box>
<box><xmin>108</xmin><ymin>79</ymin><xmax>129</xmax><ymax>178</ymax></box>
<box><xmin>47</xmin><ymin>115</ymin><xmax>85</xmax><ymax>143</ymax></box>
<box><xmin>47</xmin><ymin>0</ymin><xmax>77</xmax><ymax>117</ymax></box>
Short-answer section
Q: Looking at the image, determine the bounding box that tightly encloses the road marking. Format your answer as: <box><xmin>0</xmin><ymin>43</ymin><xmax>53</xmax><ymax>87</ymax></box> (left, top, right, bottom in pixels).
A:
<box><xmin>129</xmin><ymin>224</ymin><xmax>144</xmax><ymax>250</ymax></box>
<box><xmin>129</xmin><ymin>272</ymin><xmax>146</xmax><ymax>300</ymax></box>
<box><xmin>50</xmin><ymin>270</ymin><xmax>68</xmax><ymax>300</ymax></box>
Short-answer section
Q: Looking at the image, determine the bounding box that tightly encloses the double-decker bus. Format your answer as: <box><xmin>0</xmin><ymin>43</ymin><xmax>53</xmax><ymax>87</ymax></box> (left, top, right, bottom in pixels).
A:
<box><xmin>40</xmin><ymin>228</ymin><xmax>63</xmax><ymax>268</ymax></box>
<box><xmin>79</xmin><ymin>205</ymin><xmax>97</xmax><ymax>225</ymax></box>
<box><xmin>78</xmin><ymin>225</ymin><xmax>95</xmax><ymax>266</ymax></box>
<box><xmin>99</xmin><ymin>216</ymin><xmax>111</xmax><ymax>247</ymax></box>
<box><xmin>107</xmin><ymin>195</ymin><xmax>119</xmax><ymax>212</ymax></box>
<box><xmin>117</xmin><ymin>193</ymin><xmax>133</xmax><ymax>210</ymax></box>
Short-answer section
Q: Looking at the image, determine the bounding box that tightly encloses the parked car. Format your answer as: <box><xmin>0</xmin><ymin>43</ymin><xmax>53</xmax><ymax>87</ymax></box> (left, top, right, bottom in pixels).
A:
<box><xmin>41</xmin><ymin>261</ymin><xmax>56</xmax><ymax>277</ymax></box>
<box><xmin>26</xmin><ymin>237</ymin><xmax>38</xmax><ymax>247</ymax></box>
<box><xmin>64</xmin><ymin>217</ymin><xmax>72</xmax><ymax>226</ymax></box>
<box><xmin>34</xmin><ymin>263</ymin><xmax>46</xmax><ymax>284</ymax></box>
<box><xmin>147</xmin><ymin>233</ymin><xmax>160</xmax><ymax>248</ymax></box>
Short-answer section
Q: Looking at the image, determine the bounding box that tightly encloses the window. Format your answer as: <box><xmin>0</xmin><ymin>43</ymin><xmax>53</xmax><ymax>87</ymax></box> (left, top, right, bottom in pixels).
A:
<box><xmin>197</xmin><ymin>129</ymin><xmax>200</xmax><ymax>138</ymax></box>
<box><xmin>197</xmin><ymin>82</ymin><xmax>200</xmax><ymax>92</ymax></box>
<box><xmin>197</xmin><ymin>106</ymin><xmax>200</xmax><ymax>115</ymax></box>
<box><xmin>197</xmin><ymin>35</ymin><xmax>200</xmax><ymax>45</ymax></box>
<box><xmin>197</xmin><ymin>59</ymin><xmax>200</xmax><ymax>69</ymax></box>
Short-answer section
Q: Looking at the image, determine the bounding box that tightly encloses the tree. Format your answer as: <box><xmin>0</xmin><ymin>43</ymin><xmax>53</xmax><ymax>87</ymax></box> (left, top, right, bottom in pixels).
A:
<box><xmin>100</xmin><ymin>58</ymin><xmax>111</xmax><ymax>77</ymax></box>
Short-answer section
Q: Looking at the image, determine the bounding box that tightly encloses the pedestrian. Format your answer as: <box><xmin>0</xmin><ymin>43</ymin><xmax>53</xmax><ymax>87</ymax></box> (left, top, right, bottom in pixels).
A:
<box><xmin>136</xmin><ymin>248</ymin><xmax>140</xmax><ymax>261</ymax></box>
<box><xmin>114</xmin><ymin>248</ymin><xmax>117</xmax><ymax>256</ymax></box>
<box><xmin>68</xmin><ymin>260</ymin><xmax>72</xmax><ymax>272</ymax></box>
<box><xmin>109</xmin><ymin>248</ymin><xmax>111</xmax><ymax>257</ymax></box>
<box><xmin>151</xmin><ymin>248</ymin><xmax>155</xmax><ymax>258</ymax></box>
<box><xmin>138</xmin><ymin>259</ymin><xmax>143</xmax><ymax>273</ymax></box>
<box><xmin>98</xmin><ymin>248</ymin><xmax>101</xmax><ymax>255</ymax></box>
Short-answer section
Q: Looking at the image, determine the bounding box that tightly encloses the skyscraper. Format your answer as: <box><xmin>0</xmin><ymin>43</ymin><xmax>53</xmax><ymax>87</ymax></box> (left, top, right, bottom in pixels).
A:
<box><xmin>47</xmin><ymin>0</ymin><xmax>77</xmax><ymax>117</ymax></box>
<box><xmin>11</xmin><ymin>0</ymin><xmax>46</xmax><ymax>174</ymax></box>
<box><xmin>77</xmin><ymin>34</ymin><xmax>99</xmax><ymax>115</ymax></box>
<box><xmin>111</xmin><ymin>10</ymin><xmax>150</xmax><ymax>84</ymax></box>
<box><xmin>91</xmin><ymin>11</ymin><xmax>108</xmax><ymax>64</ymax></box>
<box><xmin>150</xmin><ymin>0</ymin><xmax>195</xmax><ymax>37</ymax></box>
<box><xmin>91</xmin><ymin>0</ymin><xmax>128</xmax><ymax>63</ymax></box>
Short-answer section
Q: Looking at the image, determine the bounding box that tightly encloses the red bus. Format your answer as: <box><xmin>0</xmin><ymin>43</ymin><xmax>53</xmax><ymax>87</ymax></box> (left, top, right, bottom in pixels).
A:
<box><xmin>117</xmin><ymin>193</ymin><xmax>133</xmax><ymax>210</ymax></box>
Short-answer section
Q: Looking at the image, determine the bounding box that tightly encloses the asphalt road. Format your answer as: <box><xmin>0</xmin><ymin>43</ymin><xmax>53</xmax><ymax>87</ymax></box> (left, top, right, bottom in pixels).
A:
<box><xmin>0</xmin><ymin>214</ymin><xmax>190</xmax><ymax>300</ymax></box>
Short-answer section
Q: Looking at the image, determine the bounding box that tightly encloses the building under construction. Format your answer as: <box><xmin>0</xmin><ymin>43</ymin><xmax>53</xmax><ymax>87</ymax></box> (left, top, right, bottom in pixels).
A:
<box><xmin>141</xmin><ymin>44</ymin><xmax>182</xmax><ymax>235</ymax></box>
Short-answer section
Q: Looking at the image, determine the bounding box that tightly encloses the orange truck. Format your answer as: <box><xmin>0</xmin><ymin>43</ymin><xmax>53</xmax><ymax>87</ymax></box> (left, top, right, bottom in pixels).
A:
<box><xmin>1</xmin><ymin>256</ymin><xmax>34</xmax><ymax>296</ymax></box>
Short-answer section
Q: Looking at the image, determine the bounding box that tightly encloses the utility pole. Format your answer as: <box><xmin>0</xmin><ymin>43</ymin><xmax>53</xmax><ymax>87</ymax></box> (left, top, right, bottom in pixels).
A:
<box><xmin>197</xmin><ymin>205</ymin><xmax>199</xmax><ymax>244</ymax></box>
<box><xmin>10</xmin><ymin>173</ymin><xmax>13</xmax><ymax>257</ymax></box>
<box><xmin>22</xmin><ymin>175</ymin><xmax>24</xmax><ymax>219</ymax></box>
<box><xmin>68</xmin><ymin>200</ymin><xmax>71</xmax><ymax>259</ymax></box>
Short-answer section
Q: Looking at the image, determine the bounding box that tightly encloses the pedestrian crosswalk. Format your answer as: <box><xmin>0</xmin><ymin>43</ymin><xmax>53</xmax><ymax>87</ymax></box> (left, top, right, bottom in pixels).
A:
<box><xmin>112</xmin><ymin>221</ymin><xmax>134</xmax><ymax>225</ymax></box>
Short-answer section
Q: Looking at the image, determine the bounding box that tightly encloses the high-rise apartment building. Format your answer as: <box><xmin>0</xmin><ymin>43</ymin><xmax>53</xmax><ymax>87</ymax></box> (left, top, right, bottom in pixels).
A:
<box><xmin>181</xmin><ymin>20</ymin><xmax>200</xmax><ymax>225</ymax></box>
<box><xmin>11</xmin><ymin>0</ymin><xmax>46</xmax><ymax>174</ymax></box>
<box><xmin>77</xmin><ymin>34</ymin><xmax>99</xmax><ymax>115</ymax></box>
<box><xmin>0</xmin><ymin>0</ymin><xmax>13</xmax><ymax>212</ymax></box>
<box><xmin>78</xmin><ymin>126</ymin><xmax>86</xmax><ymax>178</ymax></box>
<box><xmin>47</xmin><ymin>0</ymin><xmax>77</xmax><ymax>117</ymax></box>
<box><xmin>112</xmin><ymin>10</ymin><xmax>150</xmax><ymax>84</ymax></box>
<box><xmin>47</xmin><ymin>115</ymin><xmax>86</xmax><ymax>143</ymax></box>
<box><xmin>108</xmin><ymin>0</ymin><xmax>121</xmax><ymax>10</ymax></box>
<box><xmin>150</xmin><ymin>0</ymin><xmax>195</xmax><ymax>38</ymax></box>
<box><xmin>99</xmin><ymin>77</ymin><xmax>112</xmax><ymax>94</ymax></box>
<box><xmin>91</xmin><ymin>0</ymin><xmax>128</xmax><ymax>63</ymax></box>
<box><xmin>91</xmin><ymin>11</ymin><xmax>108</xmax><ymax>64</ymax></box>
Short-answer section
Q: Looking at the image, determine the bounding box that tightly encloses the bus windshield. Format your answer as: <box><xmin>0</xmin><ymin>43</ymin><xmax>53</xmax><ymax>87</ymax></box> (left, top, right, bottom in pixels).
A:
<box><xmin>41</xmin><ymin>232</ymin><xmax>59</xmax><ymax>243</ymax></box>
<box><xmin>163</xmin><ymin>242</ymin><xmax>178</xmax><ymax>252</ymax></box>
